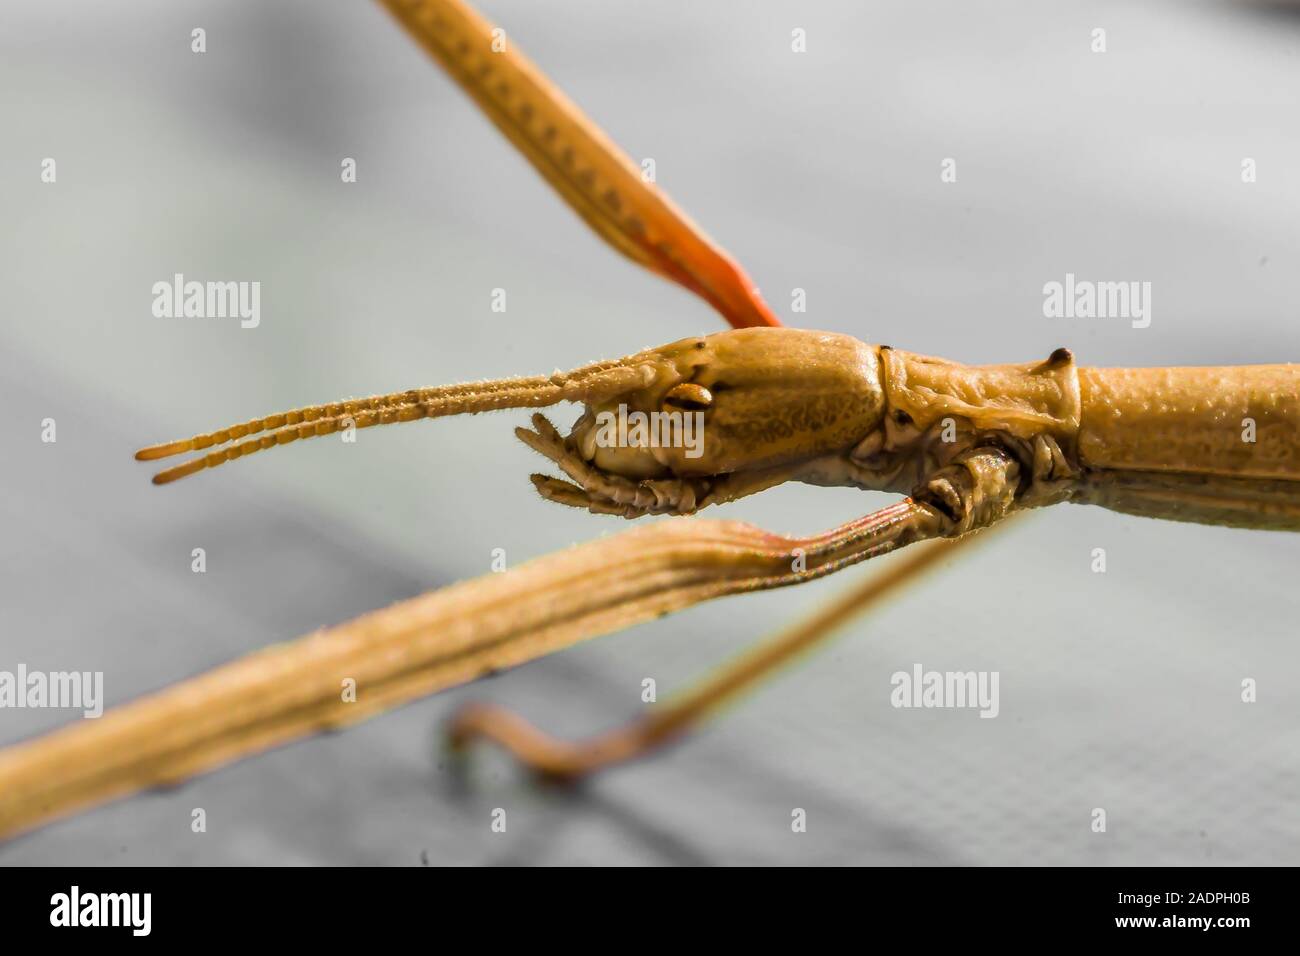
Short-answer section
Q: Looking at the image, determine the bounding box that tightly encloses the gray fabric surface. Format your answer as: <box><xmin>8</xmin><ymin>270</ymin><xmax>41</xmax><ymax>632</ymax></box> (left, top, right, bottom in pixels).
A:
<box><xmin>1</xmin><ymin>0</ymin><xmax>1298</xmax><ymax>864</ymax></box>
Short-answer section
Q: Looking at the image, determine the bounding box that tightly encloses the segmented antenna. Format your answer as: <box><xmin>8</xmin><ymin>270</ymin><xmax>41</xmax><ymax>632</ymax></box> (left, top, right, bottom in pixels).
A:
<box><xmin>136</xmin><ymin>361</ymin><xmax>654</xmax><ymax>484</ymax></box>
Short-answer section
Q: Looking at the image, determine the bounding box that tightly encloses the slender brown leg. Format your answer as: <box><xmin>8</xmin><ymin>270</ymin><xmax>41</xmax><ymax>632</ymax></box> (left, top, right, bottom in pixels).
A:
<box><xmin>447</xmin><ymin>524</ymin><xmax>1001</xmax><ymax>781</ymax></box>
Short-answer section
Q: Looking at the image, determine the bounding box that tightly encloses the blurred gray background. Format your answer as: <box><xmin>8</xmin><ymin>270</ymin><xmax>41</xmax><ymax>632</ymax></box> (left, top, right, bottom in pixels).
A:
<box><xmin>1</xmin><ymin>0</ymin><xmax>1298</xmax><ymax>865</ymax></box>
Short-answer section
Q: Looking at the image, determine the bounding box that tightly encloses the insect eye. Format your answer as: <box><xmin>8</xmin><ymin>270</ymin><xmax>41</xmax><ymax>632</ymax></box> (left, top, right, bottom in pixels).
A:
<box><xmin>663</xmin><ymin>383</ymin><xmax>713</xmax><ymax>411</ymax></box>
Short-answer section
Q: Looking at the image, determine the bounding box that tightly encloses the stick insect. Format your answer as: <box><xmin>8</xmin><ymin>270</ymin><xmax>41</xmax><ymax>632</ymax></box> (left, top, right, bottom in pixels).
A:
<box><xmin>0</xmin><ymin>0</ymin><xmax>1297</xmax><ymax>841</ymax></box>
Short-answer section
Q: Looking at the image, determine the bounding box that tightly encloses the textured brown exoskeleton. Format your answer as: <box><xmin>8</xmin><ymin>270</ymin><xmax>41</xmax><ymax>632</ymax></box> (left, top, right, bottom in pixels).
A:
<box><xmin>0</xmin><ymin>0</ymin><xmax>1296</xmax><ymax>838</ymax></box>
<box><xmin>137</xmin><ymin>327</ymin><xmax>1300</xmax><ymax>537</ymax></box>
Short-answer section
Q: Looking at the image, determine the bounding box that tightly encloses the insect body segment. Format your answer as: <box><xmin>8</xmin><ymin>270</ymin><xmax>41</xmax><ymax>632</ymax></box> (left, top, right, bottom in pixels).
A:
<box><xmin>1077</xmin><ymin>365</ymin><xmax>1300</xmax><ymax>481</ymax></box>
<box><xmin>1076</xmin><ymin>365</ymin><xmax>1300</xmax><ymax>530</ymax></box>
<box><xmin>136</xmin><ymin>328</ymin><xmax>1300</xmax><ymax>533</ymax></box>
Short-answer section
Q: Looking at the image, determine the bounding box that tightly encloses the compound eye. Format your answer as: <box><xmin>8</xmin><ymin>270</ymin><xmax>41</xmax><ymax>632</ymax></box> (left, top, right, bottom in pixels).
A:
<box><xmin>663</xmin><ymin>383</ymin><xmax>713</xmax><ymax>411</ymax></box>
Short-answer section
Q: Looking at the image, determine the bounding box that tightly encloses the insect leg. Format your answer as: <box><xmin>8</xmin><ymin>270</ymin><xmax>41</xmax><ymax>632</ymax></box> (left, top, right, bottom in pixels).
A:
<box><xmin>446</xmin><ymin>516</ymin><xmax>996</xmax><ymax>781</ymax></box>
<box><xmin>377</xmin><ymin>0</ymin><xmax>780</xmax><ymax>329</ymax></box>
<box><xmin>0</xmin><ymin>499</ymin><xmax>947</xmax><ymax>837</ymax></box>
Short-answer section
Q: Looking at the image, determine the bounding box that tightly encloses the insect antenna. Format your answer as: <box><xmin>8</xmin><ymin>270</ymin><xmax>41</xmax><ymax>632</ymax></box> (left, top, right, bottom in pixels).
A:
<box><xmin>136</xmin><ymin>362</ymin><xmax>654</xmax><ymax>485</ymax></box>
